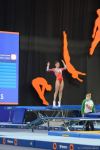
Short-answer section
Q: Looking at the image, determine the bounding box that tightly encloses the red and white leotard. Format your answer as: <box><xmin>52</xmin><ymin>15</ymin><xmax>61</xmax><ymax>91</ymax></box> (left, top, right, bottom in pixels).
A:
<box><xmin>47</xmin><ymin>66</ymin><xmax>65</xmax><ymax>82</ymax></box>
<box><xmin>54</xmin><ymin>68</ymin><xmax>64</xmax><ymax>82</ymax></box>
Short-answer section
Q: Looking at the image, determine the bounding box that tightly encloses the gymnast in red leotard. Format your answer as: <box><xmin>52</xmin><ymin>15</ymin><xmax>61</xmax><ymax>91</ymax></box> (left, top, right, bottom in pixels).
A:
<box><xmin>46</xmin><ymin>60</ymin><xmax>67</xmax><ymax>107</ymax></box>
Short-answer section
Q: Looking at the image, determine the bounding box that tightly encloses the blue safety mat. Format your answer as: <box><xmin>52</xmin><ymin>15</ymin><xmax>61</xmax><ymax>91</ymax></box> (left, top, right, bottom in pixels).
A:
<box><xmin>0</xmin><ymin>105</ymin><xmax>100</xmax><ymax>111</ymax></box>
<box><xmin>41</xmin><ymin>116</ymin><xmax>100</xmax><ymax>120</ymax></box>
<box><xmin>85</xmin><ymin>112</ymin><xmax>100</xmax><ymax>118</ymax></box>
<box><xmin>48</xmin><ymin>131</ymin><xmax>100</xmax><ymax>139</ymax></box>
<box><xmin>12</xmin><ymin>108</ymin><xmax>25</xmax><ymax>124</ymax></box>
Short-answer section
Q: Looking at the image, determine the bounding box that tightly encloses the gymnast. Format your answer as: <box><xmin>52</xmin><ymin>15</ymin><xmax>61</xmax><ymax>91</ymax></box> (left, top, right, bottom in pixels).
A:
<box><xmin>46</xmin><ymin>60</ymin><xmax>66</xmax><ymax>107</ymax></box>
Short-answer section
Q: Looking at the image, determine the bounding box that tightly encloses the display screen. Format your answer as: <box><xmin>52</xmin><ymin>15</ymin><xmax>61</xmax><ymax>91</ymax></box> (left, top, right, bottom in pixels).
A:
<box><xmin>0</xmin><ymin>31</ymin><xmax>19</xmax><ymax>105</ymax></box>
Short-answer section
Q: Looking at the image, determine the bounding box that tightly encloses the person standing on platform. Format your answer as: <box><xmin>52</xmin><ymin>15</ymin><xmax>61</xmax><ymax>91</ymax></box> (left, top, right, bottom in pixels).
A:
<box><xmin>46</xmin><ymin>60</ymin><xmax>66</xmax><ymax>107</ymax></box>
<box><xmin>81</xmin><ymin>93</ymin><xmax>95</xmax><ymax>131</ymax></box>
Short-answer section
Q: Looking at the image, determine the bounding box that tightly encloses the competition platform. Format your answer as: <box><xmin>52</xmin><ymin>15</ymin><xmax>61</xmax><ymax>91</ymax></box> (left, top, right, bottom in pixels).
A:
<box><xmin>0</xmin><ymin>105</ymin><xmax>100</xmax><ymax>149</ymax></box>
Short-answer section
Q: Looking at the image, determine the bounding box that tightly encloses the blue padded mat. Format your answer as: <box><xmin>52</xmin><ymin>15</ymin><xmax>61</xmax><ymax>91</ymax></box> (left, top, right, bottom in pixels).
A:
<box><xmin>48</xmin><ymin>131</ymin><xmax>100</xmax><ymax>139</ymax></box>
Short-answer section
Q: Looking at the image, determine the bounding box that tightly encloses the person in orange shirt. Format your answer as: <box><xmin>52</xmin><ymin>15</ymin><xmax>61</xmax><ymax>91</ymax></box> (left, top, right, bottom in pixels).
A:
<box><xmin>89</xmin><ymin>9</ymin><xmax>100</xmax><ymax>55</ymax></box>
<box><xmin>46</xmin><ymin>60</ymin><xmax>66</xmax><ymax>107</ymax></box>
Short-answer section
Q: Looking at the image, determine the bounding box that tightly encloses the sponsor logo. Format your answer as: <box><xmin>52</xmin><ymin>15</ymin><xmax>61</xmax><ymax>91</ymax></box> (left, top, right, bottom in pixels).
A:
<box><xmin>2</xmin><ymin>138</ymin><xmax>6</xmax><ymax>145</ymax></box>
<box><xmin>62</xmin><ymin>134</ymin><xmax>69</xmax><ymax>137</ymax></box>
<box><xmin>30</xmin><ymin>141</ymin><xmax>33</xmax><ymax>146</ymax></box>
<box><xmin>11</xmin><ymin>54</ymin><xmax>16</xmax><ymax>60</ymax></box>
<box><xmin>7</xmin><ymin>139</ymin><xmax>14</xmax><ymax>144</ymax></box>
<box><xmin>59</xmin><ymin>144</ymin><xmax>68</xmax><ymax>149</ymax></box>
<box><xmin>70</xmin><ymin>144</ymin><xmax>74</xmax><ymax>150</ymax></box>
<box><xmin>14</xmin><ymin>139</ymin><xmax>17</xmax><ymax>146</ymax></box>
<box><xmin>53</xmin><ymin>143</ymin><xmax>57</xmax><ymax>150</ymax></box>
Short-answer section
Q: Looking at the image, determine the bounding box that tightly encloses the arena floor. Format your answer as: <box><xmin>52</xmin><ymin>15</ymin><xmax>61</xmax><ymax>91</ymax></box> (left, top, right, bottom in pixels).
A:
<box><xmin>0</xmin><ymin>128</ymin><xmax>100</xmax><ymax>149</ymax></box>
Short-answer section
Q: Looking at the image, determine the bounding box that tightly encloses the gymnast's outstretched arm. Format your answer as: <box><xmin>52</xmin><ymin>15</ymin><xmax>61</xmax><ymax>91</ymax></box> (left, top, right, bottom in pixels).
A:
<box><xmin>61</xmin><ymin>59</ymin><xmax>67</xmax><ymax>70</ymax></box>
<box><xmin>46</xmin><ymin>62</ymin><xmax>54</xmax><ymax>72</ymax></box>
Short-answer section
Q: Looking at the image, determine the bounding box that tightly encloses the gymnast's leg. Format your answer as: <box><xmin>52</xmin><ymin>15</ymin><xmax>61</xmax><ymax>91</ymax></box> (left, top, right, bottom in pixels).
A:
<box><xmin>58</xmin><ymin>80</ymin><xmax>64</xmax><ymax>107</ymax></box>
<box><xmin>53</xmin><ymin>80</ymin><xmax>60</xmax><ymax>106</ymax></box>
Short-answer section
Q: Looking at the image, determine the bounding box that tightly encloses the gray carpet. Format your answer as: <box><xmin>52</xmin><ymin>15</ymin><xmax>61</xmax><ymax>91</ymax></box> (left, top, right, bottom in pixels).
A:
<box><xmin>0</xmin><ymin>145</ymin><xmax>45</xmax><ymax>150</ymax></box>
